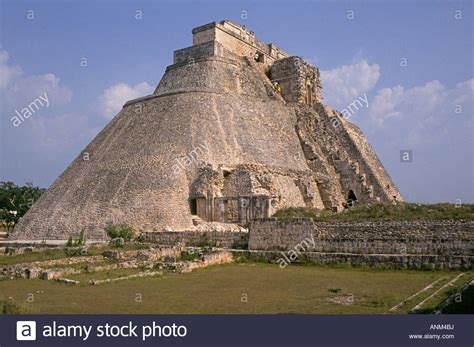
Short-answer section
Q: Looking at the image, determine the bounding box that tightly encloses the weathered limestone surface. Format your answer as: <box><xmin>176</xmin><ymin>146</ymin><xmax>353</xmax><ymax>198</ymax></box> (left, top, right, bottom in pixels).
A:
<box><xmin>55</xmin><ymin>278</ymin><xmax>79</xmax><ymax>285</ymax></box>
<box><xmin>1</xmin><ymin>255</ymin><xmax>103</xmax><ymax>279</ymax></box>
<box><xmin>237</xmin><ymin>249</ymin><xmax>471</xmax><ymax>270</ymax></box>
<box><xmin>140</xmin><ymin>231</ymin><xmax>249</xmax><ymax>248</ymax></box>
<box><xmin>89</xmin><ymin>271</ymin><xmax>163</xmax><ymax>285</ymax></box>
<box><xmin>247</xmin><ymin>219</ymin><xmax>473</xmax><ymax>269</ymax></box>
<box><xmin>41</xmin><ymin>268</ymin><xmax>81</xmax><ymax>280</ymax></box>
<box><xmin>179</xmin><ymin>251</ymin><xmax>233</xmax><ymax>273</ymax></box>
<box><xmin>11</xmin><ymin>20</ymin><xmax>403</xmax><ymax>241</ymax></box>
<box><xmin>270</xmin><ymin>57</ymin><xmax>322</xmax><ymax>105</ymax></box>
<box><xmin>249</xmin><ymin>219</ymin><xmax>473</xmax><ymax>255</ymax></box>
<box><xmin>102</xmin><ymin>246</ymin><xmax>182</xmax><ymax>261</ymax></box>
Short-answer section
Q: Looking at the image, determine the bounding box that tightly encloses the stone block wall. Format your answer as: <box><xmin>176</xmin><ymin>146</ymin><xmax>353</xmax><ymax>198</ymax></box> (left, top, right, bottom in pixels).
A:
<box><xmin>140</xmin><ymin>231</ymin><xmax>249</xmax><ymax>249</ymax></box>
<box><xmin>191</xmin><ymin>20</ymin><xmax>288</xmax><ymax>68</ymax></box>
<box><xmin>249</xmin><ymin>219</ymin><xmax>473</xmax><ymax>255</ymax></box>
<box><xmin>248</xmin><ymin>219</ymin><xmax>473</xmax><ymax>269</ymax></box>
<box><xmin>270</xmin><ymin>57</ymin><xmax>322</xmax><ymax>105</ymax></box>
<box><xmin>173</xmin><ymin>41</ymin><xmax>218</xmax><ymax>64</ymax></box>
<box><xmin>236</xmin><ymin>250</ymin><xmax>471</xmax><ymax>270</ymax></box>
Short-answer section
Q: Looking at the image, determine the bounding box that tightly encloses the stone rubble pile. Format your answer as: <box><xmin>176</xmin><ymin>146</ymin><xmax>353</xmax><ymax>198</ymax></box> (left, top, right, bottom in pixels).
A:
<box><xmin>1</xmin><ymin>245</ymin><xmax>234</xmax><ymax>282</ymax></box>
<box><xmin>89</xmin><ymin>271</ymin><xmax>163</xmax><ymax>286</ymax></box>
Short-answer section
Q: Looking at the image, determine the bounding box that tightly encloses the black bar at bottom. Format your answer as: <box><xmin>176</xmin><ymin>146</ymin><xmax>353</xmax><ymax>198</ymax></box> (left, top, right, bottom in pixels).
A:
<box><xmin>1</xmin><ymin>314</ymin><xmax>472</xmax><ymax>347</ymax></box>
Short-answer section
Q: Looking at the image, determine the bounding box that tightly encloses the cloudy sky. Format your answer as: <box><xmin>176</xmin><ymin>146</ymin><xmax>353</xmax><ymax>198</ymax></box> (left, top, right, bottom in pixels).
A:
<box><xmin>0</xmin><ymin>0</ymin><xmax>472</xmax><ymax>203</ymax></box>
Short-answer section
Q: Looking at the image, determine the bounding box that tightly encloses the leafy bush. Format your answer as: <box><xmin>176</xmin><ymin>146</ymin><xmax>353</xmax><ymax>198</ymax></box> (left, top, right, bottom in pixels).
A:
<box><xmin>1</xmin><ymin>300</ymin><xmax>21</xmax><ymax>314</ymax></box>
<box><xmin>179</xmin><ymin>250</ymin><xmax>200</xmax><ymax>262</ymax></box>
<box><xmin>65</xmin><ymin>230</ymin><xmax>86</xmax><ymax>247</ymax></box>
<box><xmin>65</xmin><ymin>236</ymin><xmax>73</xmax><ymax>247</ymax></box>
<box><xmin>105</xmin><ymin>224</ymin><xmax>134</xmax><ymax>241</ymax></box>
<box><xmin>109</xmin><ymin>237</ymin><xmax>125</xmax><ymax>248</ymax></box>
<box><xmin>77</xmin><ymin>230</ymin><xmax>86</xmax><ymax>245</ymax></box>
<box><xmin>64</xmin><ymin>246</ymin><xmax>89</xmax><ymax>256</ymax></box>
<box><xmin>0</xmin><ymin>181</ymin><xmax>45</xmax><ymax>230</ymax></box>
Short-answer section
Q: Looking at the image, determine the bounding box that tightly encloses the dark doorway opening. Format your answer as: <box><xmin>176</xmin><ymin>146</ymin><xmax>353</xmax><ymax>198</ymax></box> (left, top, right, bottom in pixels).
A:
<box><xmin>347</xmin><ymin>190</ymin><xmax>357</xmax><ymax>207</ymax></box>
<box><xmin>254</xmin><ymin>51</ymin><xmax>264</xmax><ymax>63</ymax></box>
<box><xmin>306</xmin><ymin>84</ymin><xmax>312</xmax><ymax>105</ymax></box>
<box><xmin>190</xmin><ymin>198</ymin><xmax>197</xmax><ymax>215</ymax></box>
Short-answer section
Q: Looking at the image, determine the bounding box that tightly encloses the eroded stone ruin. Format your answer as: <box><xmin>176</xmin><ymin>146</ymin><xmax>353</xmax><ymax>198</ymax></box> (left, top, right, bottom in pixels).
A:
<box><xmin>11</xmin><ymin>20</ymin><xmax>403</xmax><ymax>240</ymax></box>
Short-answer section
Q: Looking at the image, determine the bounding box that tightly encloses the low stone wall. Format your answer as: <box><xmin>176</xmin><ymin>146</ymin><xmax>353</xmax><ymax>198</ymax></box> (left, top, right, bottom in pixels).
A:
<box><xmin>140</xmin><ymin>231</ymin><xmax>249</xmax><ymax>249</ymax></box>
<box><xmin>248</xmin><ymin>219</ymin><xmax>473</xmax><ymax>269</ymax></box>
<box><xmin>180</xmin><ymin>251</ymin><xmax>233</xmax><ymax>273</ymax></box>
<box><xmin>89</xmin><ymin>271</ymin><xmax>163</xmax><ymax>286</ymax></box>
<box><xmin>41</xmin><ymin>268</ymin><xmax>82</xmax><ymax>280</ymax></box>
<box><xmin>102</xmin><ymin>247</ymin><xmax>181</xmax><ymax>262</ymax></box>
<box><xmin>249</xmin><ymin>219</ymin><xmax>473</xmax><ymax>255</ymax></box>
<box><xmin>1</xmin><ymin>255</ymin><xmax>104</xmax><ymax>279</ymax></box>
<box><xmin>236</xmin><ymin>250</ymin><xmax>471</xmax><ymax>270</ymax></box>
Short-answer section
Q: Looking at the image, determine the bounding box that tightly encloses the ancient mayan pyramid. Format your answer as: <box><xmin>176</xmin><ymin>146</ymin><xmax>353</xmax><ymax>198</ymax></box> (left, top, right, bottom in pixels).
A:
<box><xmin>11</xmin><ymin>20</ymin><xmax>403</xmax><ymax>240</ymax></box>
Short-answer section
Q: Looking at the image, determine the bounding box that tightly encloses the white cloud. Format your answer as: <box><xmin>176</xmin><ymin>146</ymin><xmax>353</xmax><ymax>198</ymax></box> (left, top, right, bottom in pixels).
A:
<box><xmin>321</xmin><ymin>59</ymin><xmax>380</xmax><ymax>109</ymax></box>
<box><xmin>5</xmin><ymin>73</ymin><xmax>73</xmax><ymax>109</ymax></box>
<box><xmin>99</xmin><ymin>82</ymin><xmax>153</xmax><ymax>118</ymax></box>
<box><xmin>0</xmin><ymin>50</ymin><xmax>90</xmax><ymax>187</ymax></box>
<box><xmin>368</xmin><ymin>79</ymin><xmax>473</xmax><ymax>140</ymax></box>
<box><xmin>360</xmin><ymin>78</ymin><xmax>473</xmax><ymax>203</ymax></box>
<box><xmin>0</xmin><ymin>49</ymin><xmax>73</xmax><ymax>110</ymax></box>
<box><xmin>0</xmin><ymin>50</ymin><xmax>22</xmax><ymax>90</ymax></box>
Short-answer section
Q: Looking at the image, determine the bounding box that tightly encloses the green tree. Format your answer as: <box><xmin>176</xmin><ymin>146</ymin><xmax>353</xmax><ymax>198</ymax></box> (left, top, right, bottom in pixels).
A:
<box><xmin>0</xmin><ymin>181</ymin><xmax>45</xmax><ymax>230</ymax></box>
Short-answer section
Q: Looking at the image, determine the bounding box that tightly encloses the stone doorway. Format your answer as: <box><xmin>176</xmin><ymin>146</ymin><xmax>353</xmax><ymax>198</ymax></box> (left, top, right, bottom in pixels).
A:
<box><xmin>347</xmin><ymin>190</ymin><xmax>357</xmax><ymax>207</ymax></box>
<box><xmin>306</xmin><ymin>83</ymin><xmax>312</xmax><ymax>105</ymax></box>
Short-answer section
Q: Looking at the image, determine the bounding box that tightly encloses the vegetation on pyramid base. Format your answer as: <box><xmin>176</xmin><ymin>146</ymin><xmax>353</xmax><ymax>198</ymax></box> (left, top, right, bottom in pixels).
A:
<box><xmin>273</xmin><ymin>203</ymin><xmax>474</xmax><ymax>222</ymax></box>
<box><xmin>105</xmin><ymin>224</ymin><xmax>134</xmax><ymax>241</ymax></box>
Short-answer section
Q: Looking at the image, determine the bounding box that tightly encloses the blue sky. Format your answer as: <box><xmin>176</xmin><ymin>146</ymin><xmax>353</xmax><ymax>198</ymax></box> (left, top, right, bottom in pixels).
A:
<box><xmin>0</xmin><ymin>0</ymin><xmax>472</xmax><ymax>203</ymax></box>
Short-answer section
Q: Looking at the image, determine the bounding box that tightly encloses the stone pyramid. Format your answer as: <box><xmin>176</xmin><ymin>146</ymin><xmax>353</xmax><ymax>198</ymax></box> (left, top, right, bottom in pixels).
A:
<box><xmin>11</xmin><ymin>20</ymin><xmax>403</xmax><ymax>240</ymax></box>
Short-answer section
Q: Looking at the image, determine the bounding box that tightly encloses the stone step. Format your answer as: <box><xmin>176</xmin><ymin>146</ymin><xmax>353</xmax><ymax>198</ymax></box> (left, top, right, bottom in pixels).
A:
<box><xmin>192</xmin><ymin>215</ymin><xmax>205</xmax><ymax>226</ymax></box>
<box><xmin>245</xmin><ymin>56</ymin><xmax>284</xmax><ymax>102</ymax></box>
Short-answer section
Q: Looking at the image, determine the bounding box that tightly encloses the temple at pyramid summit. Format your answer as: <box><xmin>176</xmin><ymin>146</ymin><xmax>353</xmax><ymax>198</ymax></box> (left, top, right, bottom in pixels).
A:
<box><xmin>11</xmin><ymin>20</ymin><xmax>403</xmax><ymax>240</ymax></box>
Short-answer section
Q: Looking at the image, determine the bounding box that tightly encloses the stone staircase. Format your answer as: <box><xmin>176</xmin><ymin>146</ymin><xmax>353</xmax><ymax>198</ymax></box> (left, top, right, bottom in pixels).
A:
<box><xmin>332</xmin><ymin>158</ymin><xmax>379</xmax><ymax>203</ymax></box>
<box><xmin>294</xmin><ymin>107</ymin><xmax>346</xmax><ymax>210</ymax></box>
<box><xmin>245</xmin><ymin>56</ymin><xmax>285</xmax><ymax>102</ymax></box>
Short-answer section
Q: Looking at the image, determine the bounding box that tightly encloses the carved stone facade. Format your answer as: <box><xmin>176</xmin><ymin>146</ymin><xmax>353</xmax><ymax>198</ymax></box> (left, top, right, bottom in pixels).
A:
<box><xmin>270</xmin><ymin>57</ymin><xmax>322</xmax><ymax>106</ymax></box>
<box><xmin>186</xmin><ymin>20</ymin><xmax>288</xmax><ymax>68</ymax></box>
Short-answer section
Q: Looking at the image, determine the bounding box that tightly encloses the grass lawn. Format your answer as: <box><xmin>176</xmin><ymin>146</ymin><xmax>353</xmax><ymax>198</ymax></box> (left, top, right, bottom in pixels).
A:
<box><xmin>0</xmin><ymin>263</ymin><xmax>470</xmax><ymax>314</ymax></box>
<box><xmin>273</xmin><ymin>203</ymin><xmax>474</xmax><ymax>222</ymax></box>
<box><xmin>0</xmin><ymin>248</ymin><xmax>71</xmax><ymax>266</ymax></box>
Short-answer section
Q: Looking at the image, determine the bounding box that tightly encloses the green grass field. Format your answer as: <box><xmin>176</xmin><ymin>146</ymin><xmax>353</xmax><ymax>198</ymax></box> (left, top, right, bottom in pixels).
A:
<box><xmin>273</xmin><ymin>203</ymin><xmax>474</xmax><ymax>222</ymax></box>
<box><xmin>1</xmin><ymin>263</ymin><xmax>470</xmax><ymax>314</ymax></box>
